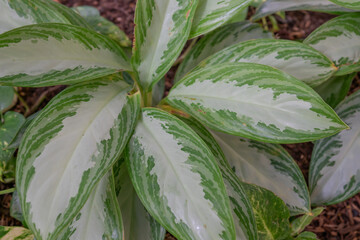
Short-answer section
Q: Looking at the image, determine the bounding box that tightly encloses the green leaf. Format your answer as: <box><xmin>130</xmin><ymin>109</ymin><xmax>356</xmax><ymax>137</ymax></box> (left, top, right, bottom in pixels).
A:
<box><xmin>10</xmin><ymin>190</ymin><xmax>26</xmax><ymax>226</ymax></box>
<box><xmin>227</xmin><ymin>7</ymin><xmax>249</xmax><ymax>24</ymax></box>
<box><xmin>189</xmin><ymin>0</ymin><xmax>252</xmax><ymax>38</ymax></box>
<box><xmin>152</xmin><ymin>78</ymin><xmax>165</xmax><ymax>106</ymax></box>
<box><xmin>171</xmin><ymin>112</ymin><xmax>258</xmax><ymax>240</ymax></box>
<box><xmin>0</xmin><ymin>226</ymin><xmax>34</xmax><ymax>240</ymax></box>
<box><xmin>57</xmin><ymin>171</ymin><xmax>123</xmax><ymax>240</ymax></box>
<box><xmin>295</xmin><ymin>232</ymin><xmax>318</xmax><ymax>240</ymax></box>
<box><xmin>242</xmin><ymin>183</ymin><xmax>292</xmax><ymax>240</ymax></box>
<box><xmin>0</xmin><ymin>23</ymin><xmax>131</xmax><ymax>87</ymax></box>
<box><xmin>309</xmin><ymin>90</ymin><xmax>360</xmax><ymax>205</ymax></box>
<box><xmin>291</xmin><ymin>207</ymin><xmax>324</xmax><ymax>236</ymax></box>
<box><xmin>336</xmin><ymin>63</ymin><xmax>360</xmax><ymax>76</ymax></box>
<box><xmin>114</xmin><ymin>160</ymin><xmax>166</xmax><ymax>240</ymax></box>
<box><xmin>0</xmin><ymin>86</ymin><xmax>14</xmax><ymax>112</ymax></box>
<box><xmin>16</xmin><ymin>76</ymin><xmax>140</xmax><ymax>240</ymax></box>
<box><xmin>125</xmin><ymin>108</ymin><xmax>236</xmax><ymax>240</ymax></box>
<box><xmin>314</xmin><ymin>73</ymin><xmax>356</xmax><ymax>108</ymax></box>
<box><xmin>329</xmin><ymin>0</ymin><xmax>360</xmax><ymax>10</ymax></box>
<box><xmin>0</xmin><ymin>111</ymin><xmax>25</xmax><ymax>162</ymax></box>
<box><xmin>175</xmin><ymin>21</ymin><xmax>272</xmax><ymax>83</ymax></box>
<box><xmin>72</xmin><ymin>6</ymin><xmax>132</xmax><ymax>48</ymax></box>
<box><xmin>252</xmin><ymin>0</ymin><xmax>355</xmax><ymax>21</ymax></box>
<box><xmin>0</xmin><ymin>0</ymin><xmax>89</xmax><ymax>34</ymax></box>
<box><xmin>191</xmin><ymin>39</ymin><xmax>336</xmax><ymax>87</ymax></box>
<box><xmin>6</xmin><ymin>112</ymin><xmax>39</xmax><ymax>150</ymax></box>
<box><xmin>304</xmin><ymin>13</ymin><xmax>360</xmax><ymax>72</ymax></box>
<box><xmin>131</xmin><ymin>0</ymin><xmax>198</xmax><ymax>92</ymax></box>
<box><xmin>167</xmin><ymin>63</ymin><xmax>348</xmax><ymax>144</ymax></box>
<box><xmin>211</xmin><ymin>130</ymin><xmax>311</xmax><ymax>215</ymax></box>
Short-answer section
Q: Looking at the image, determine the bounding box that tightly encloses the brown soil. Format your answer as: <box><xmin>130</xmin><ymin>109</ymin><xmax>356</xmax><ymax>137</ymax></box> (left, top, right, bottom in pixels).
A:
<box><xmin>1</xmin><ymin>1</ymin><xmax>359</xmax><ymax>239</ymax></box>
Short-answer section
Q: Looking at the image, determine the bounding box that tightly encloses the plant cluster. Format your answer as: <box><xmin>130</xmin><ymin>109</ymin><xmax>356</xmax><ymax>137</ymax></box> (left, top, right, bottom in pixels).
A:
<box><xmin>0</xmin><ymin>0</ymin><xmax>359</xmax><ymax>239</ymax></box>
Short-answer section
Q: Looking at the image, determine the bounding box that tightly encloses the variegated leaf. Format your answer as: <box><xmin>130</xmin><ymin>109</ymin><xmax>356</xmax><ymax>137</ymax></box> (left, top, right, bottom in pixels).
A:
<box><xmin>189</xmin><ymin>0</ymin><xmax>252</xmax><ymax>38</ymax></box>
<box><xmin>125</xmin><ymin>108</ymin><xmax>236</xmax><ymax>240</ymax></box>
<box><xmin>72</xmin><ymin>6</ymin><xmax>131</xmax><ymax>48</ymax></box>
<box><xmin>314</xmin><ymin>73</ymin><xmax>356</xmax><ymax>108</ymax></box>
<box><xmin>57</xmin><ymin>171</ymin><xmax>123</xmax><ymax>240</ymax></box>
<box><xmin>329</xmin><ymin>0</ymin><xmax>360</xmax><ymax>10</ymax></box>
<box><xmin>304</xmin><ymin>13</ymin><xmax>360</xmax><ymax>73</ymax></box>
<box><xmin>0</xmin><ymin>0</ymin><xmax>89</xmax><ymax>34</ymax></box>
<box><xmin>242</xmin><ymin>183</ymin><xmax>292</xmax><ymax>240</ymax></box>
<box><xmin>210</xmin><ymin>130</ymin><xmax>310</xmax><ymax>215</ymax></box>
<box><xmin>252</xmin><ymin>0</ymin><xmax>354</xmax><ymax>20</ymax></box>
<box><xmin>0</xmin><ymin>111</ymin><xmax>25</xmax><ymax>162</ymax></box>
<box><xmin>309</xmin><ymin>90</ymin><xmax>360</xmax><ymax>205</ymax></box>
<box><xmin>114</xmin><ymin>160</ymin><xmax>166</xmax><ymax>240</ymax></box>
<box><xmin>191</xmin><ymin>39</ymin><xmax>336</xmax><ymax>87</ymax></box>
<box><xmin>174</xmin><ymin>21</ymin><xmax>272</xmax><ymax>83</ymax></box>
<box><xmin>131</xmin><ymin>0</ymin><xmax>198</xmax><ymax>93</ymax></box>
<box><xmin>16</xmin><ymin>77</ymin><xmax>140</xmax><ymax>240</ymax></box>
<box><xmin>171</xmin><ymin>113</ymin><xmax>258</xmax><ymax>240</ymax></box>
<box><xmin>167</xmin><ymin>63</ymin><xmax>347</xmax><ymax>144</ymax></box>
<box><xmin>0</xmin><ymin>226</ymin><xmax>34</xmax><ymax>240</ymax></box>
<box><xmin>0</xmin><ymin>23</ymin><xmax>131</xmax><ymax>87</ymax></box>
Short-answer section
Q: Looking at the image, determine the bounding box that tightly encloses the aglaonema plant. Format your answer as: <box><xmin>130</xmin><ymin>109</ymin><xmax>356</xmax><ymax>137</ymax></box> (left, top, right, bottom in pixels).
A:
<box><xmin>0</xmin><ymin>0</ymin><xmax>359</xmax><ymax>239</ymax></box>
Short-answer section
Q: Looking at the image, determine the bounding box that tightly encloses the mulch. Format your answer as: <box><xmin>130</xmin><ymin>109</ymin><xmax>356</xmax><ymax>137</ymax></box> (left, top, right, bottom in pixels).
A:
<box><xmin>1</xmin><ymin>1</ymin><xmax>359</xmax><ymax>239</ymax></box>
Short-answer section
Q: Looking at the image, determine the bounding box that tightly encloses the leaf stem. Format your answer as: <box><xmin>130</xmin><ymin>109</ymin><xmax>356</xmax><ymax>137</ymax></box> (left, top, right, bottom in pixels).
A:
<box><xmin>0</xmin><ymin>187</ymin><xmax>15</xmax><ymax>195</ymax></box>
<box><xmin>141</xmin><ymin>90</ymin><xmax>153</xmax><ymax>107</ymax></box>
<box><xmin>172</xmin><ymin>37</ymin><xmax>198</xmax><ymax>67</ymax></box>
<box><xmin>14</xmin><ymin>91</ymin><xmax>30</xmax><ymax>116</ymax></box>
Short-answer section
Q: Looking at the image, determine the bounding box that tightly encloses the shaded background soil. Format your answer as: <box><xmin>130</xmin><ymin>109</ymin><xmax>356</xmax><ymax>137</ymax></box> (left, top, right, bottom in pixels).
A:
<box><xmin>1</xmin><ymin>1</ymin><xmax>360</xmax><ymax>239</ymax></box>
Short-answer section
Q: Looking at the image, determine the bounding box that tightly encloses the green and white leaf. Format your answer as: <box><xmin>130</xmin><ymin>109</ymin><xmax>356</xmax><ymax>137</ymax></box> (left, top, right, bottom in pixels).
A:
<box><xmin>0</xmin><ymin>86</ymin><xmax>14</xmax><ymax>112</ymax></box>
<box><xmin>72</xmin><ymin>6</ymin><xmax>131</xmax><ymax>48</ymax></box>
<box><xmin>252</xmin><ymin>0</ymin><xmax>355</xmax><ymax>20</ymax></box>
<box><xmin>167</xmin><ymin>63</ymin><xmax>347</xmax><ymax>144</ymax></box>
<box><xmin>0</xmin><ymin>111</ymin><xmax>25</xmax><ymax>162</ymax></box>
<box><xmin>210</xmin><ymin>130</ymin><xmax>310</xmax><ymax>215</ymax></box>
<box><xmin>57</xmin><ymin>171</ymin><xmax>123</xmax><ymax>240</ymax></box>
<box><xmin>242</xmin><ymin>183</ymin><xmax>292</xmax><ymax>240</ymax></box>
<box><xmin>173</xmin><ymin>113</ymin><xmax>258</xmax><ymax>240</ymax></box>
<box><xmin>304</xmin><ymin>13</ymin><xmax>360</xmax><ymax>72</ymax></box>
<box><xmin>189</xmin><ymin>0</ymin><xmax>252</xmax><ymax>38</ymax></box>
<box><xmin>0</xmin><ymin>226</ymin><xmax>34</xmax><ymax>240</ymax></box>
<box><xmin>329</xmin><ymin>0</ymin><xmax>360</xmax><ymax>10</ymax></box>
<box><xmin>0</xmin><ymin>23</ymin><xmax>131</xmax><ymax>87</ymax></box>
<box><xmin>0</xmin><ymin>0</ymin><xmax>89</xmax><ymax>34</ymax></box>
<box><xmin>16</xmin><ymin>77</ymin><xmax>140</xmax><ymax>240</ymax></box>
<box><xmin>192</xmin><ymin>39</ymin><xmax>336</xmax><ymax>87</ymax></box>
<box><xmin>125</xmin><ymin>108</ymin><xmax>236</xmax><ymax>240</ymax></box>
<box><xmin>291</xmin><ymin>207</ymin><xmax>324</xmax><ymax>236</ymax></box>
<box><xmin>175</xmin><ymin>21</ymin><xmax>272</xmax><ymax>83</ymax></box>
<box><xmin>114</xmin><ymin>160</ymin><xmax>166</xmax><ymax>240</ymax></box>
<box><xmin>314</xmin><ymin>73</ymin><xmax>356</xmax><ymax>108</ymax></box>
<box><xmin>131</xmin><ymin>0</ymin><xmax>198</xmax><ymax>92</ymax></box>
<box><xmin>309</xmin><ymin>90</ymin><xmax>360</xmax><ymax>205</ymax></box>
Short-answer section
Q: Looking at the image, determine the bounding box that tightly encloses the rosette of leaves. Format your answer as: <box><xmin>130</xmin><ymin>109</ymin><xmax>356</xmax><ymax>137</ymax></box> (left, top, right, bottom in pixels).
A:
<box><xmin>0</xmin><ymin>0</ymin><xmax>359</xmax><ymax>239</ymax></box>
